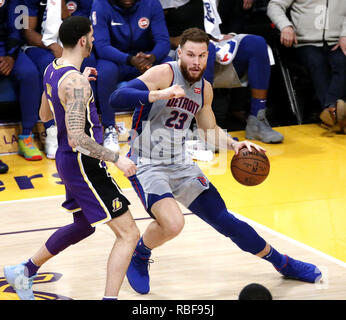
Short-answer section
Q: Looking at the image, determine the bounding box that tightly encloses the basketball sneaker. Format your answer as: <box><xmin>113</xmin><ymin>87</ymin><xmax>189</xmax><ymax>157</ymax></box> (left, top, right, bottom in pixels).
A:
<box><xmin>126</xmin><ymin>250</ymin><xmax>153</xmax><ymax>294</ymax></box>
<box><xmin>18</xmin><ymin>135</ymin><xmax>43</xmax><ymax>161</ymax></box>
<box><xmin>246</xmin><ymin>109</ymin><xmax>284</xmax><ymax>143</ymax></box>
<box><xmin>0</xmin><ymin>159</ymin><xmax>9</xmax><ymax>173</ymax></box>
<box><xmin>3</xmin><ymin>262</ymin><xmax>36</xmax><ymax>300</ymax></box>
<box><xmin>103</xmin><ymin>125</ymin><xmax>120</xmax><ymax>153</ymax></box>
<box><xmin>275</xmin><ymin>255</ymin><xmax>322</xmax><ymax>283</ymax></box>
<box><xmin>45</xmin><ymin>125</ymin><xmax>58</xmax><ymax>159</ymax></box>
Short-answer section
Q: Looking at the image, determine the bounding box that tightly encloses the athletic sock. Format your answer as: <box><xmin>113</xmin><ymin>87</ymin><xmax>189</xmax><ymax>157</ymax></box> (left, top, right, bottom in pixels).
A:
<box><xmin>250</xmin><ymin>97</ymin><xmax>266</xmax><ymax>116</ymax></box>
<box><xmin>25</xmin><ymin>258</ymin><xmax>40</xmax><ymax>277</ymax></box>
<box><xmin>136</xmin><ymin>237</ymin><xmax>151</xmax><ymax>256</ymax></box>
<box><xmin>262</xmin><ymin>246</ymin><xmax>286</xmax><ymax>269</ymax></box>
<box><xmin>102</xmin><ymin>296</ymin><xmax>118</xmax><ymax>300</ymax></box>
<box><xmin>21</xmin><ymin>130</ymin><xmax>31</xmax><ymax>137</ymax></box>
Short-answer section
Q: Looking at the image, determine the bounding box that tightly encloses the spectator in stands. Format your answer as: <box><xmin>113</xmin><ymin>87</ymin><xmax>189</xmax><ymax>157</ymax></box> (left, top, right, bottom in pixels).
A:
<box><xmin>1</xmin><ymin>0</ymin><xmax>42</xmax><ymax>160</ymax></box>
<box><xmin>22</xmin><ymin>0</ymin><xmax>95</xmax><ymax>159</ymax></box>
<box><xmin>267</xmin><ymin>0</ymin><xmax>346</xmax><ymax>129</ymax></box>
<box><xmin>162</xmin><ymin>0</ymin><xmax>283</xmax><ymax>143</ymax></box>
<box><xmin>91</xmin><ymin>0</ymin><xmax>171</xmax><ymax>152</ymax></box>
<box><xmin>218</xmin><ymin>0</ymin><xmax>275</xmax><ymax>42</ymax></box>
<box><xmin>0</xmin><ymin>159</ymin><xmax>9</xmax><ymax>173</ymax></box>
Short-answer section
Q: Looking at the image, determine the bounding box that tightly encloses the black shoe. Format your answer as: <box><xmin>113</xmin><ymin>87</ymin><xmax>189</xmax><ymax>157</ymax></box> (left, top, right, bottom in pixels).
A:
<box><xmin>0</xmin><ymin>160</ymin><xmax>9</xmax><ymax>174</ymax></box>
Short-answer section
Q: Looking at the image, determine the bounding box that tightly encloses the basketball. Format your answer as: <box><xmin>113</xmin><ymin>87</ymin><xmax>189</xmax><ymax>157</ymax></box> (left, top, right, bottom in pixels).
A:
<box><xmin>238</xmin><ymin>283</ymin><xmax>273</xmax><ymax>300</ymax></box>
<box><xmin>231</xmin><ymin>147</ymin><xmax>270</xmax><ymax>186</ymax></box>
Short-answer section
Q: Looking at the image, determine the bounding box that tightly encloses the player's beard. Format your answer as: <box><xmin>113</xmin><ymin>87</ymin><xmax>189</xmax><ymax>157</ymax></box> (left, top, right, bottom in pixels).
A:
<box><xmin>180</xmin><ymin>60</ymin><xmax>206</xmax><ymax>83</ymax></box>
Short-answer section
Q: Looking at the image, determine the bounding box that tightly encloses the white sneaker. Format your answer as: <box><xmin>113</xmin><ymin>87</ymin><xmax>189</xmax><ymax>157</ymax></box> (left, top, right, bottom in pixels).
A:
<box><xmin>45</xmin><ymin>125</ymin><xmax>58</xmax><ymax>159</ymax></box>
<box><xmin>103</xmin><ymin>126</ymin><xmax>120</xmax><ymax>153</ymax></box>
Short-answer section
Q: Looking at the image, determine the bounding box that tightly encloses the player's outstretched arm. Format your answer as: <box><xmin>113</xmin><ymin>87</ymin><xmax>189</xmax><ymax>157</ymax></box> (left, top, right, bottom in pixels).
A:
<box><xmin>109</xmin><ymin>64</ymin><xmax>184</xmax><ymax>110</ymax></box>
<box><xmin>195</xmin><ymin>80</ymin><xmax>266</xmax><ymax>155</ymax></box>
<box><xmin>61</xmin><ymin>72</ymin><xmax>136</xmax><ymax>176</ymax></box>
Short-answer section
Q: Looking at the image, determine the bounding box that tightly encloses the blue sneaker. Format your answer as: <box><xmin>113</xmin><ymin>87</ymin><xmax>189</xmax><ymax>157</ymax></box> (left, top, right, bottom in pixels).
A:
<box><xmin>3</xmin><ymin>262</ymin><xmax>36</xmax><ymax>300</ymax></box>
<box><xmin>276</xmin><ymin>255</ymin><xmax>322</xmax><ymax>283</ymax></box>
<box><xmin>126</xmin><ymin>251</ymin><xmax>153</xmax><ymax>294</ymax></box>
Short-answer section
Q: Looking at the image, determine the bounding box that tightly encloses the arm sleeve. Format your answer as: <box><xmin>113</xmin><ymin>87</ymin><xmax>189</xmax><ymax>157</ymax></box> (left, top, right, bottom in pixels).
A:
<box><xmin>147</xmin><ymin>0</ymin><xmax>170</xmax><ymax>61</ymax></box>
<box><xmin>109</xmin><ymin>78</ymin><xmax>150</xmax><ymax>111</ymax></box>
<box><xmin>267</xmin><ymin>0</ymin><xmax>295</xmax><ymax>31</ymax></box>
<box><xmin>91</xmin><ymin>0</ymin><xmax>130</xmax><ymax>64</ymax></box>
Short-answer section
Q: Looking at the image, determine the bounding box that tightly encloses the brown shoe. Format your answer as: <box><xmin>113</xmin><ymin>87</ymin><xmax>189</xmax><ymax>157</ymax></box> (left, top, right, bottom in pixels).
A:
<box><xmin>320</xmin><ymin>106</ymin><xmax>337</xmax><ymax>127</ymax></box>
<box><xmin>336</xmin><ymin>99</ymin><xmax>346</xmax><ymax>134</ymax></box>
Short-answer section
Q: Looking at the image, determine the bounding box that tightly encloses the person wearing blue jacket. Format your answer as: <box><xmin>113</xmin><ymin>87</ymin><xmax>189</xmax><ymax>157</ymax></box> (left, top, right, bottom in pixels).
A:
<box><xmin>1</xmin><ymin>0</ymin><xmax>42</xmax><ymax>160</ymax></box>
<box><xmin>91</xmin><ymin>0</ymin><xmax>171</xmax><ymax>152</ymax></box>
<box><xmin>22</xmin><ymin>0</ymin><xmax>95</xmax><ymax>159</ymax></box>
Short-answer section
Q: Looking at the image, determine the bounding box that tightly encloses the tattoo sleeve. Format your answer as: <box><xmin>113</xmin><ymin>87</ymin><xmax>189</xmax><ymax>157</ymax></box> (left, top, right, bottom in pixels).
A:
<box><xmin>64</xmin><ymin>74</ymin><xmax>119</xmax><ymax>163</ymax></box>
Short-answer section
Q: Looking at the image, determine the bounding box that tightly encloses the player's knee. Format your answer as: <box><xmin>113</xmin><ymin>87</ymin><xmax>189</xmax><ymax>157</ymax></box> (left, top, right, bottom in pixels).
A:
<box><xmin>163</xmin><ymin>218</ymin><xmax>185</xmax><ymax>240</ymax></box>
<box><xmin>249</xmin><ymin>35</ymin><xmax>267</xmax><ymax>48</ymax></box>
<box><xmin>109</xmin><ymin>215</ymin><xmax>140</xmax><ymax>245</ymax></box>
<box><xmin>120</xmin><ymin>226</ymin><xmax>140</xmax><ymax>247</ymax></box>
<box><xmin>75</xmin><ymin>225</ymin><xmax>96</xmax><ymax>243</ymax></box>
<box><xmin>128</xmin><ymin>224</ymin><xmax>141</xmax><ymax>246</ymax></box>
<box><xmin>245</xmin><ymin>35</ymin><xmax>268</xmax><ymax>56</ymax></box>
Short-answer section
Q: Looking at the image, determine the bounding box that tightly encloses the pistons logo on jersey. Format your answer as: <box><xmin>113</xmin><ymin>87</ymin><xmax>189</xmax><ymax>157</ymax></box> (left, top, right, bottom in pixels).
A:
<box><xmin>138</xmin><ymin>17</ymin><xmax>150</xmax><ymax>29</ymax></box>
<box><xmin>66</xmin><ymin>1</ymin><xmax>77</xmax><ymax>14</ymax></box>
<box><xmin>197</xmin><ymin>176</ymin><xmax>208</xmax><ymax>187</ymax></box>
<box><xmin>194</xmin><ymin>87</ymin><xmax>201</xmax><ymax>94</ymax></box>
<box><xmin>0</xmin><ymin>0</ymin><xmax>6</xmax><ymax>8</ymax></box>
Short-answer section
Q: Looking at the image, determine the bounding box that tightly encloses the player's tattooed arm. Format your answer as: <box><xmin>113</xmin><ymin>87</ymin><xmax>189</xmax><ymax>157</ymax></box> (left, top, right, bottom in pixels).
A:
<box><xmin>62</xmin><ymin>73</ymin><xmax>119</xmax><ymax>163</ymax></box>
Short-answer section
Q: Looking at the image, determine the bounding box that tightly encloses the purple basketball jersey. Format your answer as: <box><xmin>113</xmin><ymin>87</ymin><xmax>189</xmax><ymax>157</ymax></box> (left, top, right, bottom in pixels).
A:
<box><xmin>42</xmin><ymin>59</ymin><xmax>130</xmax><ymax>226</ymax></box>
<box><xmin>43</xmin><ymin>59</ymin><xmax>102</xmax><ymax>153</ymax></box>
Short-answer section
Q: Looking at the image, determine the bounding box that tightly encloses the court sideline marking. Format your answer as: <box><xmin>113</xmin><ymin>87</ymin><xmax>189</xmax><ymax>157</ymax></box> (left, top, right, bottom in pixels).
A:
<box><xmin>1</xmin><ymin>192</ymin><xmax>345</xmax><ymax>269</ymax></box>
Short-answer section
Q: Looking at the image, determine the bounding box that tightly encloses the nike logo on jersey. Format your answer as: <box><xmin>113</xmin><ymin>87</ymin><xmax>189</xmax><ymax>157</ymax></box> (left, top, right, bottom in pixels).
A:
<box><xmin>111</xmin><ymin>21</ymin><xmax>123</xmax><ymax>26</ymax></box>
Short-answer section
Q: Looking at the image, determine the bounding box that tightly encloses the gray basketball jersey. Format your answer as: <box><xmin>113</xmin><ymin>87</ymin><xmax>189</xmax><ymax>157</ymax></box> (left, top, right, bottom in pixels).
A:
<box><xmin>129</xmin><ymin>61</ymin><xmax>205</xmax><ymax>165</ymax></box>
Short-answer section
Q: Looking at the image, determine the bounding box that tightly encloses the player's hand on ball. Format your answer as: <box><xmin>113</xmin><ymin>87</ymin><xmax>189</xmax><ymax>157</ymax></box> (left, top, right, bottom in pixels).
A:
<box><xmin>232</xmin><ymin>140</ymin><xmax>266</xmax><ymax>155</ymax></box>
<box><xmin>115</xmin><ymin>156</ymin><xmax>137</xmax><ymax>177</ymax></box>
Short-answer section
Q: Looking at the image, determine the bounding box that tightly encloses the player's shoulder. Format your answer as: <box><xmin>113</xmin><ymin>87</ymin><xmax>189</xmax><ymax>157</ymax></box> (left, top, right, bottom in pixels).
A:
<box><xmin>203</xmin><ymin>78</ymin><xmax>213</xmax><ymax>90</ymax></box>
<box><xmin>155</xmin><ymin>62</ymin><xmax>174</xmax><ymax>82</ymax></box>
<box><xmin>142</xmin><ymin>62</ymin><xmax>173</xmax><ymax>77</ymax></box>
<box><xmin>203</xmin><ymin>78</ymin><xmax>213</xmax><ymax>94</ymax></box>
<box><xmin>139</xmin><ymin>62</ymin><xmax>173</xmax><ymax>89</ymax></box>
<box><xmin>60</xmin><ymin>71</ymin><xmax>89</xmax><ymax>93</ymax></box>
<box><xmin>202</xmin><ymin>78</ymin><xmax>213</xmax><ymax>103</ymax></box>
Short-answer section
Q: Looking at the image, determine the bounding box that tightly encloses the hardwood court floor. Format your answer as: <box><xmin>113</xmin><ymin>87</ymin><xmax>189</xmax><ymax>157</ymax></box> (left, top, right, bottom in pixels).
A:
<box><xmin>0</xmin><ymin>124</ymin><xmax>345</xmax><ymax>300</ymax></box>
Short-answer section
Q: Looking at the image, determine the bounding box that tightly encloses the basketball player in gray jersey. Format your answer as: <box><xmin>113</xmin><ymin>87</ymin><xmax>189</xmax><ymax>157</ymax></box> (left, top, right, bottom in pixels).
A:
<box><xmin>110</xmin><ymin>28</ymin><xmax>322</xmax><ymax>295</ymax></box>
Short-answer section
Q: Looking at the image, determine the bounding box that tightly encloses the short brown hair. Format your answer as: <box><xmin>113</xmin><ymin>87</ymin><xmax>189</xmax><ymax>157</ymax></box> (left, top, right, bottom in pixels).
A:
<box><xmin>180</xmin><ymin>28</ymin><xmax>210</xmax><ymax>48</ymax></box>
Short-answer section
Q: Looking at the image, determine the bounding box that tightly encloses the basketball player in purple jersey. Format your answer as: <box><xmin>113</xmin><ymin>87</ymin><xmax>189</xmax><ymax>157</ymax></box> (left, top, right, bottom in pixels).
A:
<box><xmin>109</xmin><ymin>28</ymin><xmax>322</xmax><ymax>295</ymax></box>
<box><xmin>4</xmin><ymin>16</ymin><xmax>139</xmax><ymax>300</ymax></box>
